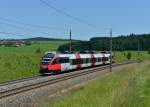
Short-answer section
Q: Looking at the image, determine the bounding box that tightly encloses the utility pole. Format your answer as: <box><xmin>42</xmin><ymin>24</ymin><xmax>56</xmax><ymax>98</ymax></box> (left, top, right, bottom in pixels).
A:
<box><xmin>138</xmin><ymin>40</ymin><xmax>140</xmax><ymax>62</ymax></box>
<box><xmin>69</xmin><ymin>29</ymin><xmax>72</xmax><ymax>53</ymax></box>
<box><xmin>110</xmin><ymin>28</ymin><xmax>112</xmax><ymax>72</ymax></box>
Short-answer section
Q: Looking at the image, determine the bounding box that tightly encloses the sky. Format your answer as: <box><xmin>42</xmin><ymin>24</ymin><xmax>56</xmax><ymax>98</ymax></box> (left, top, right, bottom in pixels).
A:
<box><xmin>0</xmin><ymin>0</ymin><xmax>150</xmax><ymax>40</ymax></box>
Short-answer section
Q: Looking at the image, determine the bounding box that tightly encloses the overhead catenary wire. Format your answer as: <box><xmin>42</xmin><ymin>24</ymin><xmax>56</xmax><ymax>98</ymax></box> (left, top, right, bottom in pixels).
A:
<box><xmin>0</xmin><ymin>21</ymin><xmax>32</xmax><ymax>31</ymax></box>
<box><xmin>0</xmin><ymin>17</ymin><xmax>67</xmax><ymax>31</ymax></box>
<box><xmin>0</xmin><ymin>17</ymin><xmax>70</xmax><ymax>39</ymax></box>
<box><xmin>0</xmin><ymin>18</ymin><xmax>106</xmax><ymax>40</ymax></box>
<box><xmin>0</xmin><ymin>21</ymin><xmax>66</xmax><ymax>37</ymax></box>
<box><xmin>0</xmin><ymin>31</ymin><xmax>35</xmax><ymax>38</ymax></box>
<box><xmin>40</xmin><ymin>0</ymin><xmax>97</xmax><ymax>28</ymax></box>
<box><xmin>0</xmin><ymin>18</ymin><xmax>107</xmax><ymax>39</ymax></box>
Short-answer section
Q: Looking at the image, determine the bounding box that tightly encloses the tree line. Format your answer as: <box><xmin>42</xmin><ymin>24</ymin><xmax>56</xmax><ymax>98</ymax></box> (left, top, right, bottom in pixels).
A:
<box><xmin>57</xmin><ymin>33</ymin><xmax>150</xmax><ymax>51</ymax></box>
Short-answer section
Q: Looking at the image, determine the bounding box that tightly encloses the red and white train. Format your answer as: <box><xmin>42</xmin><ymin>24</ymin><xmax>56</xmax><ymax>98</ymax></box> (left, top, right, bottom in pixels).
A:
<box><xmin>39</xmin><ymin>51</ymin><xmax>113</xmax><ymax>74</ymax></box>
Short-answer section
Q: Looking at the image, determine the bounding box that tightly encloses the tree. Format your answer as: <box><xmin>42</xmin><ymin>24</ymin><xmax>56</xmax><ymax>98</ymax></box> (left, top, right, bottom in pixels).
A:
<box><xmin>57</xmin><ymin>33</ymin><xmax>150</xmax><ymax>51</ymax></box>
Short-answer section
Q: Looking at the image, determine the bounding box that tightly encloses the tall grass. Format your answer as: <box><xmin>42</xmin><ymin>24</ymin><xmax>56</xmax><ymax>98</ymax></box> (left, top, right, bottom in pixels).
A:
<box><xmin>0</xmin><ymin>53</ymin><xmax>41</xmax><ymax>81</ymax></box>
<box><xmin>46</xmin><ymin>61</ymin><xmax>150</xmax><ymax>107</ymax></box>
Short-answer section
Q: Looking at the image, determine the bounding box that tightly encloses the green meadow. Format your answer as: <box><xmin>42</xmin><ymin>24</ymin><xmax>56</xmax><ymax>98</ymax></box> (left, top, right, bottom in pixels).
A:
<box><xmin>114</xmin><ymin>51</ymin><xmax>150</xmax><ymax>62</ymax></box>
<box><xmin>45</xmin><ymin>61</ymin><xmax>150</xmax><ymax>107</ymax></box>
<box><xmin>0</xmin><ymin>41</ymin><xmax>67</xmax><ymax>54</ymax></box>
<box><xmin>0</xmin><ymin>41</ymin><xmax>67</xmax><ymax>82</ymax></box>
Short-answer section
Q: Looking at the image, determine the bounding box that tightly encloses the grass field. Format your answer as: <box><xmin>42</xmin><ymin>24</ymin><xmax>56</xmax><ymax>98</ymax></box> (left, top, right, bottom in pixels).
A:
<box><xmin>45</xmin><ymin>61</ymin><xmax>150</xmax><ymax>107</ymax></box>
<box><xmin>0</xmin><ymin>41</ymin><xmax>67</xmax><ymax>82</ymax></box>
<box><xmin>114</xmin><ymin>51</ymin><xmax>150</xmax><ymax>62</ymax></box>
<box><xmin>0</xmin><ymin>41</ymin><xmax>67</xmax><ymax>54</ymax></box>
<box><xmin>0</xmin><ymin>40</ymin><xmax>149</xmax><ymax>82</ymax></box>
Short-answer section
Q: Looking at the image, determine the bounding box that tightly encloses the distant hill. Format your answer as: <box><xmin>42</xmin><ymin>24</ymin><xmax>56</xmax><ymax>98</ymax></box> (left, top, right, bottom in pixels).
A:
<box><xmin>21</xmin><ymin>37</ymin><xmax>69</xmax><ymax>41</ymax></box>
<box><xmin>0</xmin><ymin>37</ymin><xmax>80</xmax><ymax>42</ymax></box>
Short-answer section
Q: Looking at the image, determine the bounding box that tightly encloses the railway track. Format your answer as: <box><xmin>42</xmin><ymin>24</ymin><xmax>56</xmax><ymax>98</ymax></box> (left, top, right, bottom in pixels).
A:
<box><xmin>0</xmin><ymin>75</ymin><xmax>43</xmax><ymax>87</ymax></box>
<box><xmin>0</xmin><ymin>61</ymin><xmax>137</xmax><ymax>99</ymax></box>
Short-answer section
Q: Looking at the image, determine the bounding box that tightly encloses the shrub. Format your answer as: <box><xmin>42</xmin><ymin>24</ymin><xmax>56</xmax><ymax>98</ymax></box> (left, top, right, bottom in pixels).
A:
<box><xmin>35</xmin><ymin>48</ymin><xmax>41</xmax><ymax>53</ymax></box>
<box><xmin>126</xmin><ymin>52</ymin><xmax>132</xmax><ymax>60</ymax></box>
<box><xmin>148</xmin><ymin>49</ymin><xmax>150</xmax><ymax>54</ymax></box>
<box><xmin>123</xmin><ymin>52</ymin><xmax>126</xmax><ymax>56</ymax></box>
<box><xmin>4</xmin><ymin>43</ymin><xmax>14</xmax><ymax>47</ymax></box>
<box><xmin>25</xmin><ymin>41</ymin><xmax>32</xmax><ymax>45</ymax></box>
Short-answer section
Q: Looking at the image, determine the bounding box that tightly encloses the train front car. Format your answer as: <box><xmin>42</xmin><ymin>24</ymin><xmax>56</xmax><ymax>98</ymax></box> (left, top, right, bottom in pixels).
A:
<box><xmin>40</xmin><ymin>52</ymin><xmax>56</xmax><ymax>74</ymax></box>
<box><xmin>40</xmin><ymin>52</ymin><xmax>71</xmax><ymax>75</ymax></box>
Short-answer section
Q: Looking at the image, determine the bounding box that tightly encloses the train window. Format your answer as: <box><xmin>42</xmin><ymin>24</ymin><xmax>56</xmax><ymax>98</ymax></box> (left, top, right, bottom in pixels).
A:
<box><xmin>52</xmin><ymin>60</ymin><xmax>57</xmax><ymax>64</ymax></box>
<box><xmin>43</xmin><ymin>53</ymin><xmax>54</xmax><ymax>58</ymax></box>
<box><xmin>76</xmin><ymin>59</ymin><xmax>80</xmax><ymax>64</ymax></box>
<box><xmin>95</xmin><ymin>58</ymin><xmax>98</xmax><ymax>62</ymax></box>
<box><xmin>59</xmin><ymin>58</ymin><xmax>63</xmax><ymax>63</ymax></box>
<box><xmin>98</xmin><ymin>58</ymin><xmax>101</xmax><ymax>62</ymax></box>
<box><xmin>71</xmin><ymin>59</ymin><xmax>83</xmax><ymax>65</ymax></box>
<box><xmin>102</xmin><ymin>57</ymin><xmax>105</xmax><ymax>61</ymax></box>
<box><xmin>59</xmin><ymin>57</ymin><xmax>69</xmax><ymax>63</ymax></box>
<box><xmin>80</xmin><ymin>59</ymin><xmax>83</xmax><ymax>64</ymax></box>
<box><xmin>59</xmin><ymin>58</ymin><xmax>64</xmax><ymax>63</ymax></box>
<box><xmin>102</xmin><ymin>57</ymin><xmax>108</xmax><ymax>61</ymax></box>
<box><xmin>41</xmin><ymin>61</ymin><xmax>50</xmax><ymax>65</ymax></box>
<box><xmin>72</xmin><ymin>59</ymin><xmax>77</xmax><ymax>65</ymax></box>
<box><xmin>83</xmin><ymin>58</ymin><xmax>87</xmax><ymax>64</ymax></box>
<box><xmin>86</xmin><ymin>58</ymin><xmax>89</xmax><ymax>63</ymax></box>
<box><xmin>64</xmin><ymin>58</ymin><xmax>69</xmax><ymax>63</ymax></box>
<box><xmin>52</xmin><ymin>58</ymin><xmax>59</xmax><ymax>65</ymax></box>
<box><xmin>41</xmin><ymin>53</ymin><xmax>54</xmax><ymax>65</ymax></box>
<box><xmin>105</xmin><ymin>57</ymin><xmax>108</xmax><ymax>61</ymax></box>
<box><xmin>106</xmin><ymin>57</ymin><xmax>109</xmax><ymax>61</ymax></box>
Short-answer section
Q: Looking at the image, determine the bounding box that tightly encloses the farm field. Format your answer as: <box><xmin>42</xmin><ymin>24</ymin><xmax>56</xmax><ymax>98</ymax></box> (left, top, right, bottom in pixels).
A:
<box><xmin>0</xmin><ymin>40</ymin><xmax>149</xmax><ymax>82</ymax></box>
<box><xmin>45</xmin><ymin>61</ymin><xmax>150</xmax><ymax>107</ymax></box>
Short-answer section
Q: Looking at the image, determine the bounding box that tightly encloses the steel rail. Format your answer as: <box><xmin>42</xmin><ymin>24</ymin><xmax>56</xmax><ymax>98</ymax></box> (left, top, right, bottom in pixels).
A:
<box><xmin>0</xmin><ymin>75</ymin><xmax>42</xmax><ymax>87</ymax></box>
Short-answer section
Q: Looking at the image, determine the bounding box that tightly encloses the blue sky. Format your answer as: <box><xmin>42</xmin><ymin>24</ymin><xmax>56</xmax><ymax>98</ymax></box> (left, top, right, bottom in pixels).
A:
<box><xmin>0</xmin><ymin>0</ymin><xmax>150</xmax><ymax>40</ymax></box>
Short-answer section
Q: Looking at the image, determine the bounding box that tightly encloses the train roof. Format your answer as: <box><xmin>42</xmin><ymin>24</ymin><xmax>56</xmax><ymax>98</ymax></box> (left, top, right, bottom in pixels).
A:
<box><xmin>44</xmin><ymin>51</ymin><xmax>110</xmax><ymax>55</ymax></box>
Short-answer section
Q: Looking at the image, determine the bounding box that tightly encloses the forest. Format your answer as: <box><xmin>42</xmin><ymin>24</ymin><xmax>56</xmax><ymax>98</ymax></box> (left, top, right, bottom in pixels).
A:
<box><xmin>58</xmin><ymin>33</ymin><xmax>150</xmax><ymax>51</ymax></box>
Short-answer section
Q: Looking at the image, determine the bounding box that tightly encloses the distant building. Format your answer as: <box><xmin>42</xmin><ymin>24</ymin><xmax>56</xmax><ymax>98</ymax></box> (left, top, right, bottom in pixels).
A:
<box><xmin>0</xmin><ymin>40</ymin><xmax>31</xmax><ymax>47</ymax></box>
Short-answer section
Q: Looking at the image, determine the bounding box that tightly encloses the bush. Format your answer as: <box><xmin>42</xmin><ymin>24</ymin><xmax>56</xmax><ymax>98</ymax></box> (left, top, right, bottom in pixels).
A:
<box><xmin>123</xmin><ymin>52</ymin><xmax>126</xmax><ymax>56</ymax></box>
<box><xmin>4</xmin><ymin>43</ymin><xmax>14</xmax><ymax>47</ymax></box>
<box><xmin>35</xmin><ymin>48</ymin><xmax>41</xmax><ymax>53</ymax></box>
<box><xmin>25</xmin><ymin>41</ymin><xmax>32</xmax><ymax>46</ymax></box>
<box><xmin>148</xmin><ymin>49</ymin><xmax>150</xmax><ymax>54</ymax></box>
<box><xmin>126</xmin><ymin>52</ymin><xmax>132</xmax><ymax>60</ymax></box>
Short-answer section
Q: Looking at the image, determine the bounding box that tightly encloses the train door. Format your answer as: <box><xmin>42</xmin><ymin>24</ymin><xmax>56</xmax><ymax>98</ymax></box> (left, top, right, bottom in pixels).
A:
<box><xmin>59</xmin><ymin>57</ymin><xmax>70</xmax><ymax>71</ymax></box>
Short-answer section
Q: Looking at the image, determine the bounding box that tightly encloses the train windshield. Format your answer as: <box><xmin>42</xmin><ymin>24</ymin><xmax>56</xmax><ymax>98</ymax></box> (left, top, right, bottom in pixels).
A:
<box><xmin>41</xmin><ymin>53</ymin><xmax>54</xmax><ymax>65</ymax></box>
